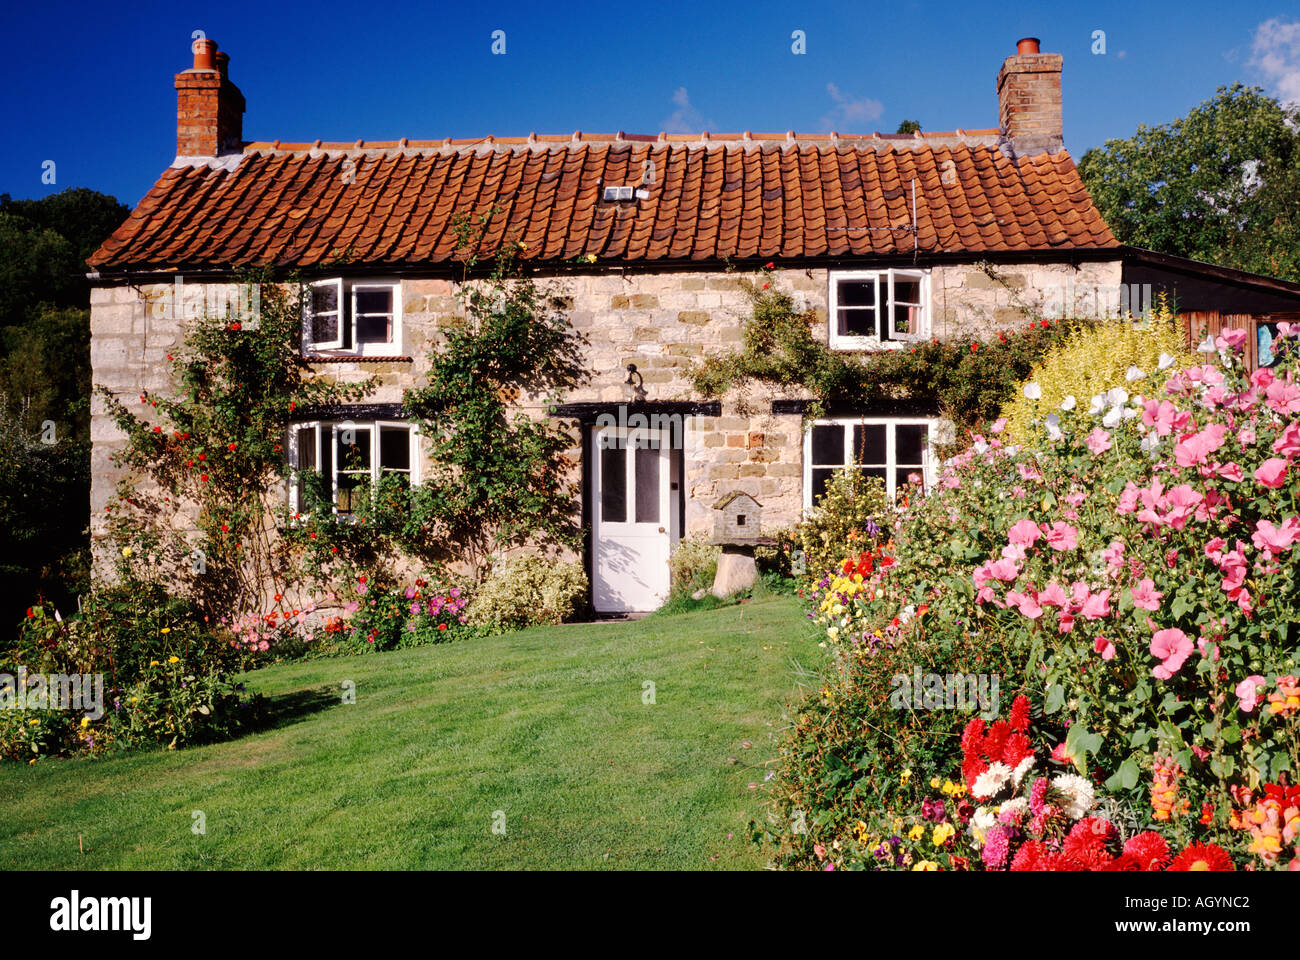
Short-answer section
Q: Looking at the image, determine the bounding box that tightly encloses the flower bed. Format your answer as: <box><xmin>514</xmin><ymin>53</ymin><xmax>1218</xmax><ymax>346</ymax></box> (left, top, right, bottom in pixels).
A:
<box><xmin>763</xmin><ymin>326</ymin><xmax>1300</xmax><ymax>871</ymax></box>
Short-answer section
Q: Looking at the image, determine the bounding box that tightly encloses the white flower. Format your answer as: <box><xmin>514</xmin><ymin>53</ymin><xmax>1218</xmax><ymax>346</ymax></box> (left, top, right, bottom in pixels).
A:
<box><xmin>1088</xmin><ymin>394</ymin><xmax>1106</xmax><ymax>415</ymax></box>
<box><xmin>1106</xmin><ymin>386</ymin><xmax>1129</xmax><ymax>406</ymax></box>
<box><xmin>972</xmin><ymin>762</ymin><xmax>1014</xmax><ymax>800</ymax></box>
<box><xmin>971</xmin><ymin>805</ymin><xmax>997</xmax><ymax>841</ymax></box>
<box><xmin>1000</xmin><ymin>796</ymin><xmax>1029</xmax><ymax>817</ymax></box>
<box><xmin>1045</xmin><ymin>414</ymin><xmax>1063</xmax><ymax>441</ymax></box>
<box><xmin>1158</xmin><ymin>352</ymin><xmax>1177</xmax><ymax>370</ymax></box>
<box><xmin>1023</xmin><ymin>381</ymin><xmax>1043</xmax><ymax>401</ymax></box>
<box><xmin>1051</xmin><ymin>773</ymin><xmax>1095</xmax><ymax>820</ymax></box>
<box><xmin>1122</xmin><ymin>405</ymin><xmax>1139</xmax><ymax>419</ymax></box>
<box><xmin>1196</xmin><ymin>335</ymin><xmax>1216</xmax><ymax>354</ymax></box>
<box><xmin>973</xmin><ymin>440</ymin><xmax>989</xmax><ymax>455</ymax></box>
<box><xmin>1059</xmin><ymin>395</ymin><xmax>1077</xmax><ymax>411</ymax></box>
<box><xmin>1102</xmin><ymin>406</ymin><xmax>1122</xmax><ymax>429</ymax></box>
<box><xmin>1125</xmin><ymin>365</ymin><xmax>1146</xmax><ymax>381</ymax></box>
<box><xmin>1010</xmin><ymin>755</ymin><xmax>1036</xmax><ymax>790</ymax></box>
<box><xmin>1140</xmin><ymin>434</ymin><xmax>1160</xmax><ymax>453</ymax></box>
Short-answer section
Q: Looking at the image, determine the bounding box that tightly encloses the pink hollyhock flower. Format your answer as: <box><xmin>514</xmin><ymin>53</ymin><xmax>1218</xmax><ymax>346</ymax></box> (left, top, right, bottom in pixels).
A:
<box><xmin>1273</xmin><ymin>421</ymin><xmax>1300</xmax><ymax>458</ymax></box>
<box><xmin>1085</xmin><ymin>427</ymin><xmax>1112</xmax><ymax>455</ymax></box>
<box><xmin>988</xmin><ymin>558</ymin><xmax>1021</xmax><ymax>581</ymax></box>
<box><xmin>1094</xmin><ymin>636</ymin><xmax>1116</xmax><ymax>660</ymax></box>
<box><xmin>1265</xmin><ymin>379</ymin><xmax>1300</xmax><ymax>416</ymax></box>
<box><xmin>1001</xmin><ymin>542</ymin><xmax>1027</xmax><ymax>562</ymax></box>
<box><xmin>1012</xmin><ymin>484</ymin><xmax>1027</xmax><ymax>499</ymax></box>
<box><xmin>1151</xmin><ymin>628</ymin><xmax>1194</xmax><ymax>680</ymax></box>
<box><xmin>1018</xmin><ymin>462</ymin><xmax>1042</xmax><ymax>482</ymax></box>
<box><xmin>1116</xmin><ymin>481</ymin><xmax>1141</xmax><ymax>515</ymax></box>
<box><xmin>1204</xmin><ymin>537</ymin><xmax>1227</xmax><ymax>562</ymax></box>
<box><xmin>1130</xmin><ymin>578</ymin><xmax>1164</xmax><ymax>611</ymax></box>
<box><xmin>1197</xmin><ymin>638</ymin><xmax>1220</xmax><ymax>661</ymax></box>
<box><xmin>1251</xmin><ymin>367</ymin><xmax>1276</xmax><ymax>390</ymax></box>
<box><xmin>1064</xmin><ymin>491</ymin><xmax>1086</xmax><ymax>507</ymax></box>
<box><xmin>1007</xmin><ymin>589</ymin><xmax>1043</xmax><ymax>619</ymax></box>
<box><xmin>1252</xmin><ymin>518</ymin><xmax>1300</xmax><ymax>555</ymax></box>
<box><xmin>1255</xmin><ymin>457</ymin><xmax>1289</xmax><ymax>489</ymax></box>
<box><xmin>990</xmin><ymin>417</ymin><xmax>1008</xmax><ymax>434</ymax></box>
<box><xmin>1038</xmin><ymin>582</ymin><xmax>1068</xmax><ymax>607</ymax></box>
<box><xmin>1235</xmin><ymin>675</ymin><xmax>1268</xmax><ymax>713</ymax></box>
<box><xmin>1102</xmin><ymin>540</ymin><xmax>1126</xmax><ymax>572</ymax></box>
<box><xmin>1082</xmin><ymin>588</ymin><xmax>1112</xmax><ymax>620</ymax></box>
<box><xmin>1216</xmin><ymin>327</ymin><xmax>1248</xmax><ymax>352</ymax></box>
<box><xmin>1057</xmin><ymin>611</ymin><xmax>1075</xmax><ymax>634</ymax></box>
<box><xmin>1174</xmin><ymin>424</ymin><xmax>1228</xmax><ymax>468</ymax></box>
<box><xmin>1238</xmin><ymin>426</ymin><xmax>1257</xmax><ymax>449</ymax></box>
<box><xmin>1008</xmin><ymin>518</ymin><xmax>1041</xmax><ymax>547</ymax></box>
<box><xmin>1215</xmin><ymin>461</ymin><xmax>1244</xmax><ymax>482</ymax></box>
<box><xmin>1043</xmin><ymin>521</ymin><xmax>1079</xmax><ymax>551</ymax></box>
<box><xmin>1142</xmin><ymin>399</ymin><xmax>1178</xmax><ymax>436</ymax></box>
<box><xmin>974</xmin><ymin>586</ymin><xmax>1003</xmax><ymax>607</ymax></box>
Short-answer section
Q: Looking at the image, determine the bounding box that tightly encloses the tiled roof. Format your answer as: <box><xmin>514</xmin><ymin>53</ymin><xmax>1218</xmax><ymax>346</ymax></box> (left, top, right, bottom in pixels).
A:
<box><xmin>88</xmin><ymin>133</ymin><xmax>1118</xmax><ymax>272</ymax></box>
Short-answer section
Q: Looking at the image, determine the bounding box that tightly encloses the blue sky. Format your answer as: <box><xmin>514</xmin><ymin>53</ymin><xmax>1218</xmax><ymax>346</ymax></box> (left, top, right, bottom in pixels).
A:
<box><xmin>2</xmin><ymin>0</ymin><xmax>1297</xmax><ymax>208</ymax></box>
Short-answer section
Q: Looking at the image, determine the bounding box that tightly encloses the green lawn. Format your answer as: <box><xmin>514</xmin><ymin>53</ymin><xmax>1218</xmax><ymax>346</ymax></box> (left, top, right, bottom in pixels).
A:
<box><xmin>0</xmin><ymin>596</ymin><xmax>821</xmax><ymax>869</ymax></box>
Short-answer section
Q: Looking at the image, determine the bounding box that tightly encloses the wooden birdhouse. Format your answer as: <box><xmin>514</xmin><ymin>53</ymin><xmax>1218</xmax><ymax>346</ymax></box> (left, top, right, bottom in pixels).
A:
<box><xmin>712</xmin><ymin>491</ymin><xmax>762</xmax><ymax>543</ymax></box>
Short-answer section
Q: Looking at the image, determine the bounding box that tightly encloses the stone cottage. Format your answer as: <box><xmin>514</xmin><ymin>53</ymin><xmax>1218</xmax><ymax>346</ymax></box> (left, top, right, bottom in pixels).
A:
<box><xmin>87</xmin><ymin>36</ymin><xmax>1300</xmax><ymax>613</ymax></box>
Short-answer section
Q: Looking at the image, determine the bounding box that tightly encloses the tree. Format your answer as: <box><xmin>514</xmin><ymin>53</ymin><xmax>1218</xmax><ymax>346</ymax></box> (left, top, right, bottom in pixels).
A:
<box><xmin>1078</xmin><ymin>84</ymin><xmax>1300</xmax><ymax>281</ymax></box>
<box><xmin>896</xmin><ymin>120</ymin><xmax>922</xmax><ymax>134</ymax></box>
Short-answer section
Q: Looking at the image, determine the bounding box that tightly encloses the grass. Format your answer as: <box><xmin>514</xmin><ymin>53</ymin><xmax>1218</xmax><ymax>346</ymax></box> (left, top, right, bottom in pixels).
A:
<box><xmin>0</xmin><ymin>596</ymin><xmax>822</xmax><ymax>870</ymax></box>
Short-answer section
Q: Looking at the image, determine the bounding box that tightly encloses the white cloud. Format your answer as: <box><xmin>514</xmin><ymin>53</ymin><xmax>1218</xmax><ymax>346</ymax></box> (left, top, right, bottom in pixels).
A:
<box><xmin>1249</xmin><ymin>17</ymin><xmax>1300</xmax><ymax>106</ymax></box>
<box><xmin>663</xmin><ymin>87</ymin><xmax>716</xmax><ymax>134</ymax></box>
<box><xmin>820</xmin><ymin>82</ymin><xmax>885</xmax><ymax>133</ymax></box>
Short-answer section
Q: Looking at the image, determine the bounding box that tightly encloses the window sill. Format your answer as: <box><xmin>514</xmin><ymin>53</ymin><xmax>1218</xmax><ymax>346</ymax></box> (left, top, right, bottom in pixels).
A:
<box><xmin>299</xmin><ymin>354</ymin><xmax>413</xmax><ymax>364</ymax></box>
<box><xmin>826</xmin><ymin>338</ymin><xmax>914</xmax><ymax>352</ymax></box>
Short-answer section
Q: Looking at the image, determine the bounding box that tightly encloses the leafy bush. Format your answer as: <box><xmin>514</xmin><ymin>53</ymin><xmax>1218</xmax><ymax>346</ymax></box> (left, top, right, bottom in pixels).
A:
<box><xmin>338</xmin><ymin>574</ymin><xmax>471</xmax><ymax>652</ymax></box>
<box><xmin>464</xmin><ymin>555</ymin><xmax>587</xmax><ymax>630</ymax></box>
<box><xmin>999</xmin><ymin>299</ymin><xmax>1194</xmax><ymax>441</ymax></box>
<box><xmin>794</xmin><ymin>467</ymin><xmax>890</xmax><ymax>579</ymax></box>
<box><xmin>762</xmin><ymin>323</ymin><xmax>1300</xmax><ymax>870</ymax></box>
<box><xmin>668</xmin><ymin>536</ymin><xmax>720</xmax><ymax>595</ymax></box>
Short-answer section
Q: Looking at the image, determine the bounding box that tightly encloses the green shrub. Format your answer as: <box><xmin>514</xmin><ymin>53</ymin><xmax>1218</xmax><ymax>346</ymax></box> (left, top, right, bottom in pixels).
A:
<box><xmin>794</xmin><ymin>467</ymin><xmax>890</xmax><ymax>579</ymax></box>
<box><xmin>464</xmin><ymin>555</ymin><xmax>587</xmax><ymax>630</ymax></box>
<box><xmin>668</xmin><ymin>536</ymin><xmax>720</xmax><ymax>595</ymax></box>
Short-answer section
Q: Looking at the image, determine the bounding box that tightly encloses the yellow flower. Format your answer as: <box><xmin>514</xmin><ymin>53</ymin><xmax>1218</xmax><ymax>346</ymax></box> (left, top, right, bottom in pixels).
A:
<box><xmin>892</xmin><ymin>818</ymin><xmax>904</xmax><ymax>834</ymax></box>
<box><xmin>80</xmin><ymin>717</ymin><xmax>90</xmax><ymax>728</ymax></box>
<box><xmin>930</xmin><ymin>777</ymin><xmax>941</xmax><ymax>789</ymax></box>
<box><xmin>121</xmin><ymin>546</ymin><xmax>132</xmax><ymax>558</ymax></box>
<box><xmin>900</xmin><ymin>769</ymin><xmax>912</xmax><ymax>786</ymax></box>
<box><xmin>913</xmin><ymin>860</ymin><xmax>939</xmax><ymax>871</ymax></box>
<box><xmin>130</xmin><ymin>697</ymin><xmax>138</xmax><ymax>704</ymax></box>
<box><xmin>160</xmin><ymin>627</ymin><xmax>171</xmax><ymax>635</ymax></box>
<box><xmin>28</xmin><ymin>718</ymin><xmax>39</xmax><ymax>725</ymax></box>
<box><xmin>150</xmin><ymin>660</ymin><xmax>160</xmax><ymax>667</ymax></box>
<box><xmin>853</xmin><ymin>820</ymin><xmax>868</xmax><ymax>842</ymax></box>
<box><xmin>932</xmin><ymin>823</ymin><xmax>955</xmax><ymax>847</ymax></box>
<box><xmin>168</xmin><ymin>656</ymin><xmax>179</xmax><ymax>663</ymax></box>
<box><xmin>908</xmin><ymin>824</ymin><xmax>924</xmax><ymax>841</ymax></box>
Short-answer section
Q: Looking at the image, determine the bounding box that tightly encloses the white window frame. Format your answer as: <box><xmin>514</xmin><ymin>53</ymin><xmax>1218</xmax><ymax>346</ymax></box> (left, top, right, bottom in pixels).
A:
<box><xmin>802</xmin><ymin>416</ymin><xmax>936</xmax><ymax>512</ymax></box>
<box><xmin>828</xmin><ymin>268</ymin><xmax>929</xmax><ymax>350</ymax></box>
<box><xmin>288</xmin><ymin>419</ymin><xmax>420</xmax><ymax>516</ymax></box>
<box><xmin>302</xmin><ymin>278</ymin><xmax>403</xmax><ymax>357</ymax></box>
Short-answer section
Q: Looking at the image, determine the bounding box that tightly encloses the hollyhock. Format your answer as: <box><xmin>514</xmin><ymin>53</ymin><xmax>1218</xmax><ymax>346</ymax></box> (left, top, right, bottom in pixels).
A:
<box><xmin>1233</xmin><ymin>675</ymin><xmax>1268</xmax><ymax>713</ymax></box>
<box><xmin>1081</xmin><ymin>588</ymin><xmax>1111</xmax><ymax>620</ymax></box>
<box><xmin>1042</xmin><ymin>521</ymin><xmax>1078</xmax><ymax>551</ymax></box>
<box><xmin>1174</xmin><ymin>423</ymin><xmax>1227</xmax><ymax>467</ymax></box>
<box><xmin>1252</xmin><ymin>518</ymin><xmax>1300</xmax><ymax>556</ymax></box>
<box><xmin>1142</xmin><ymin>398</ymin><xmax>1178</xmax><ymax>436</ymax></box>
<box><xmin>1085</xmin><ymin>427</ymin><xmax>1112</xmax><ymax>455</ymax></box>
<box><xmin>1151</xmin><ymin>628</ymin><xmax>1193</xmax><ymax>679</ymax></box>
<box><xmin>1037</xmin><ymin>581</ymin><xmax>1068</xmax><ymax>607</ymax></box>
<box><xmin>1101</xmin><ymin>540</ymin><xmax>1126</xmax><ymax>572</ymax></box>
<box><xmin>1006</xmin><ymin>590</ymin><xmax>1043</xmax><ymax>619</ymax></box>
<box><xmin>1129</xmin><ymin>578</ymin><xmax>1163</xmax><ymax>611</ymax></box>
<box><xmin>1265</xmin><ymin>378</ymin><xmax>1300</xmax><ymax>415</ymax></box>
<box><xmin>1057</xmin><ymin>611</ymin><xmax>1075</xmax><ymax>634</ymax></box>
<box><xmin>1093</xmin><ymin>635</ymin><xmax>1116</xmax><ymax>660</ymax></box>
<box><xmin>1216</xmin><ymin>327</ymin><xmax>1249</xmax><ymax>352</ymax></box>
<box><xmin>1255</xmin><ymin>457</ymin><xmax>1289</xmax><ymax>489</ymax></box>
<box><xmin>1214</xmin><ymin>461</ymin><xmax>1244</xmax><ymax>482</ymax></box>
<box><xmin>988</xmin><ymin>558</ymin><xmax>1020</xmax><ymax>581</ymax></box>
<box><xmin>1273</xmin><ymin>421</ymin><xmax>1300</xmax><ymax>457</ymax></box>
<box><xmin>1008</xmin><ymin>518</ymin><xmax>1041</xmax><ymax>547</ymax></box>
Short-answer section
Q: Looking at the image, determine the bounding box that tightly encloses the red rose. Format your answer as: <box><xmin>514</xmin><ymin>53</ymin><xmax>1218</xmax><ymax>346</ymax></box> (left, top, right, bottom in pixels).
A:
<box><xmin>200</xmin><ymin>473</ymin><xmax>209</xmax><ymax>482</ymax></box>
<box><xmin>227</xmin><ymin>442</ymin><xmax>237</xmax><ymax>451</ymax></box>
<box><xmin>198</xmin><ymin>453</ymin><xmax>206</xmax><ymax>461</ymax></box>
<box><xmin>220</xmin><ymin>524</ymin><xmax>229</xmax><ymax>532</ymax></box>
<box><xmin>970</xmin><ymin>343</ymin><xmax>978</xmax><ymax>352</ymax></box>
<box><xmin>764</xmin><ymin>261</ymin><xmax>774</xmax><ymax>269</ymax></box>
<box><xmin>438</xmin><ymin>623</ymin><xmax>448</xmax><ymax>631</ymax></box>
<box><xmin>289</xmin><ymin>401</ymin><xmax>296</xmax><ymax>412</ymax></box>
<box><xmin>152</xmin><ymin>426</ymin><xmax>161</xmax><ymax>433</ymax></box>
<box><xmin>309</xmin><ymin>532</ymin><xmax>317</xmax><ymax>539</ymax></box>
<box><xmin>229</xmin><ymin>322</ymin><xmax>242</xmax><ymax>331</ymax></box>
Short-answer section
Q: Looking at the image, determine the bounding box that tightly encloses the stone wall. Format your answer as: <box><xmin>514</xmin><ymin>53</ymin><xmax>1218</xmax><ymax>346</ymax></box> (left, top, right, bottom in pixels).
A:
<box><xmin>90</xmin><ymin>258</ymin><xmax>1123</xmax><ymax>568</ymax></box>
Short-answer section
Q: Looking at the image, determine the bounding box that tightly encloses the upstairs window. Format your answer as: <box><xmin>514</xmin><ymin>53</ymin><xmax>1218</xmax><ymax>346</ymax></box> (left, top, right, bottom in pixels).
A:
<box><xmin>289</xmin><ymin>420</ymin><xmax>418</xmax><ymax>516</ymax></box>
<box><xmin>303</xmin><ymin>280</ymin><xmax>402</xmax><ymax>357</ymax></box>
<box><xmin>804</xmin><ymin>417</ymin><xmax>934</xmax><ymax>508</ymax></box>
<box><xmin>828</xmin><ymin>269</ymin><xmax>928</xmax><ymax>350</ymax></box>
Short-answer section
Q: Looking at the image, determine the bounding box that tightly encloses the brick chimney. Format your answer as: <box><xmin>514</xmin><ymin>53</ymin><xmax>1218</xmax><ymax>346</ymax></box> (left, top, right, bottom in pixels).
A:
<box><xmin>996</xmin><ymin>37</ymin><xmax>1063</xmax><ymax>155</ymax></box>
<box><xmin>174</xmin><ymin>39</ymin><xmax>245</xmax><ymax>157</ymax></box>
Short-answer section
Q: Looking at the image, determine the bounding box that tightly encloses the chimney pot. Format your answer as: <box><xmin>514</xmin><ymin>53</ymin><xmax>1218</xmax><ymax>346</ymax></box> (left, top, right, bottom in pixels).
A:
<box><xmin>193</xmin><ymin>38</ymin><xmax>217</xmax><ymax>71</ymax></box>
<box><xmin>997</xmin><ymin>37</ymin><xmax>1062</xmax><ymax>155</ymax></box>
<box><xmin>1016</xmin><ymin>37</ymin><xmax>1040</xmax><ymax>56</ymax></box>
<box><xmin>215</xmin><ymin>51</ymin><xmax>230</xmax><ymax>79</ymax></box>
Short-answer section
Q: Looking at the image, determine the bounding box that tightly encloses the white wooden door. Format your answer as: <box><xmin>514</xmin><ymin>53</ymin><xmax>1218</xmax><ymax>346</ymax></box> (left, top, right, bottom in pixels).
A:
<box><xmin>592</xmin><ymin>425</ymin><xmax>672</xmax><ymax>613</ymax></box>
